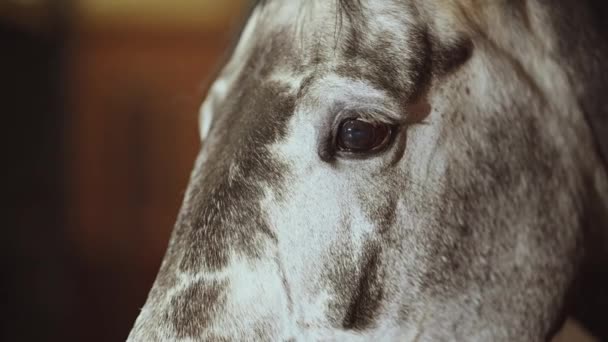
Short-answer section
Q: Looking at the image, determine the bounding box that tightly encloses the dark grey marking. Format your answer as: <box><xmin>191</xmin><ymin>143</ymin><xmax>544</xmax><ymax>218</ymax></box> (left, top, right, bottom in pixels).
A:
<box><xmin>176</xmin><ymin>30</ymin><xmax>298</xmax><ymax>272</ymax></box>
<box><xmin>136</xmin><ymin>22</ymin><xmax>301</xmax><ymax>339</ymax></box>
<box><xmin>296</xmin><ymin>72</ymin><xmax>320</xmax><ymax>100</ymax></box>
<box><xmin>129</xmin><ymin>21</ymin><xmax>300</xmax><ymax>339</ymax></box>
<box><xmin>255</xmin><ymin>0</ymin><xmax>269</xmax><ymax>9</ymax></box>
<box><xmin>341</xmin><ymin>241</ymin><xmax>384</xmax><ymax>330</ymax></box>
<box><xmin>336</xmin><ymin>1</ymin><xmax>468</xmax><ymax>103</ymax></box>
<box><xmin>430</xmin><ymin>36</ymin><xmax>473</xmax><ymax>77</ymax></box>
<box><xmin>169</xmin><ymin>279</ymin><xmax>227</xmax><ymax>338</ymax></box>
<box><xmin>321</xmin><ymin>214</ymin><xmax>385</xmax><ymax>331</ymax></box>
<box><xmin>370</xmin><ymin>195</ymin><xmax>398</xmax><ymax>236</ymax></box>
<box><xmin>323</xmin><ymin>216</ymin><xmax>359</xmax><ymax>325</ymax></box>
<box><xmin>252</xmin><ymin>321</ymin><xmax>277</xmax><ymax>340</ymax></box>
<box><xmin>334</xmin><ymin>2</ymin><xmax>472</xmax><ymax>104</ymax></box>
<box><xmin>337</xmin><ymin>2</ymin><xmax>409</xmax><ymax>98</ymax></box>
<box><xmin>414</xmin><ymin>88</ymin><xmax>574</xmax><ymax>337</ymax></box>
<box><xmin>335</xmin><ymin>0</ymin><xmax>365</xmax><ymax>46</ymax></box>
<box><xmin>336</xmin><ymin>25</ymin><xmax>432</xmax><ymax>104</ymax></box>
<box><xmin>336</xmin><ymin>0</ymin><xmax>364</xmax><ymax>23</ymax></box>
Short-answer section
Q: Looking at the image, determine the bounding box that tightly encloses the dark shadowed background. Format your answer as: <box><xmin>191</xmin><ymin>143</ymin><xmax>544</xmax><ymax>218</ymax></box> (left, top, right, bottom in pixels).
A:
<box><xmin>1</xmin><ymin>1</ymin><xmax>248</xmax><ymax>341</ymax></box>
<box><xmin>0</xmin><ymin>1</ymin><xmax>598</xmax><ymax>341</ymax></box>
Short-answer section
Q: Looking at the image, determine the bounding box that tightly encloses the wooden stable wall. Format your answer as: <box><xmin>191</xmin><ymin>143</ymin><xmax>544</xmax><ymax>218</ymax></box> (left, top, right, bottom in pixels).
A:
<box><xmin>67</xmin><ymin>2</ymin><xmax>248</xmax><ymax>340</ymax></box>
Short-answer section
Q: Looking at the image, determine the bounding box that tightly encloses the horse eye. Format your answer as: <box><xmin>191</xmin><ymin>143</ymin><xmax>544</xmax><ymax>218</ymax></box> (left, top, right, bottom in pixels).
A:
<box><xmin>336</xmin><ymin>119</ymin><xmax>392</xmax><ymax>153</ymax></box>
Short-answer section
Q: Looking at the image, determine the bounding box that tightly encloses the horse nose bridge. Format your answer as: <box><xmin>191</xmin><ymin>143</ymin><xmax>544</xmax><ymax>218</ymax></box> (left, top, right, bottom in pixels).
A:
<box><xmin>128</xmin><ymin>182</ymin><xmax>291</xmax><ymax>340</ymax></box>
<box><xmin>174</xmin><ymin>154</ymin><xmax>280</xmax><ymax>275</ymax></box>
<box><xmin>129</xmin><ymin>263</ymin><xmax>293</xmax><ymax>341</ymax></box>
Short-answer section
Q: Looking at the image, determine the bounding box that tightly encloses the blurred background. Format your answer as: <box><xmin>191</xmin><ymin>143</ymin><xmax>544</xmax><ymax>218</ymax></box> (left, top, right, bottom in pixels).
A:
<box><xmin>0</xmin><ymin>1</ymin><xmax>599</xmax><ymax>341</ymax></box>
<box><xmin>1</xmin><ymin>0</ymin><xmax>249</xmax><ymax>341</ymax></box>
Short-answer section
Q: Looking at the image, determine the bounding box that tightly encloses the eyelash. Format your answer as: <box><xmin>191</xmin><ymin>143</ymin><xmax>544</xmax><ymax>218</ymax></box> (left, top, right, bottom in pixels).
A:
<box><xmin>330</xmin><ymin>108</ymin><xmax>398</xmax><ymax>133</ymax></box>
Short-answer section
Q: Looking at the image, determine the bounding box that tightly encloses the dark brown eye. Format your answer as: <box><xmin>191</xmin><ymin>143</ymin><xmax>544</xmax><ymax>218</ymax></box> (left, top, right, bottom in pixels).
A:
<box><xmin>337</xmin><ymin>119</ymin><xmax>392</xmax><ymax>153</ymax></box>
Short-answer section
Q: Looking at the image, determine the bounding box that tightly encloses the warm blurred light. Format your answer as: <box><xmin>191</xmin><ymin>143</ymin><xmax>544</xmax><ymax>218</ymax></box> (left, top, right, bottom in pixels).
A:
<box><xmin>77</xmin><ymin>0</ymin><xmax>250</xmax><ymax>31</ymax></box>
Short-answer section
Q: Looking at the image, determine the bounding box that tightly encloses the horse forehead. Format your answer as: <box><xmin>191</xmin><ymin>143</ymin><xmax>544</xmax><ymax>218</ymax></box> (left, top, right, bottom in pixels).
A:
<box><xmin>213</xmin><ymin>0</ymin><xmax>432</xmax><ymax>111</ymax></box>
<box><xmin>248</xmin><ymin>0</ymin><xmax>420</xmax><ymax>64</ymax></box>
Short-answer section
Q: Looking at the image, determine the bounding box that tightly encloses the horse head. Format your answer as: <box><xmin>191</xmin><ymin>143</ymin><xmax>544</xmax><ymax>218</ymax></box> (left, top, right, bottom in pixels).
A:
<box><xmin>129</xmin><ymin>1</ymin><xmax>608</xmax><ymax>340</ymax></box>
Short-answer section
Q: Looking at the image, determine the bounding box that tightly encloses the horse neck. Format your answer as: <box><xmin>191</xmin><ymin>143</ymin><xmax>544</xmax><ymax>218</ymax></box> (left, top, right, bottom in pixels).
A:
<box><xmin>571</xmin><ymin>163</ymin><xmax>608</xmax><ymax>338</ymax></box>
<box><xmin>538</xmin><ymin>1</ymin><xmax>608</xmax><ymax>337</ymax></box>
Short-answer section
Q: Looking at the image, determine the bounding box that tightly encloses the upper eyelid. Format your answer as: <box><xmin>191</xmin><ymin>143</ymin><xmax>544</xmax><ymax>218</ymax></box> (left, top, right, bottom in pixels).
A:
<box><xmin>330</xmin><ymin>104</ymin><xmax>403</xmax><ymax>132</ymax></box>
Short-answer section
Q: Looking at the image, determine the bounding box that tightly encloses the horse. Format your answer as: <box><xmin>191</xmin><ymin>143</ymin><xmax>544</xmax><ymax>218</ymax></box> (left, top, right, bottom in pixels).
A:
<box><xmin>128</xmin><ymin>0</ymin><xmax>608</xmax><ymax>340</ymax></box>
